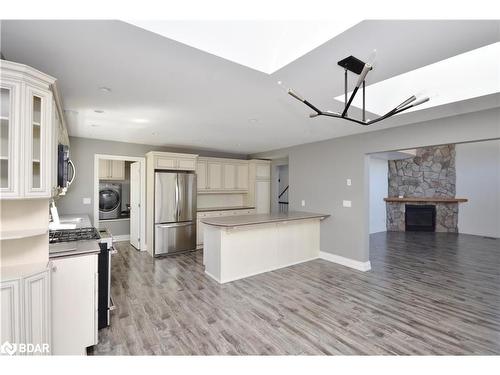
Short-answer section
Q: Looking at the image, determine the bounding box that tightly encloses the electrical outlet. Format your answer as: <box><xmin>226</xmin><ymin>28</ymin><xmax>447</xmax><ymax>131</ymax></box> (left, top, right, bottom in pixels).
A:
<box><xmin>83</xmin><ymin>197</ymin><xmax>91</xmax><ymax>205</ymax></box>
<box><xmin>346</xmin><ymin>179</ymin><xmax>352</xmax><ymax>186</ymax></box>
<box><xmin>301</xmin><ymin>200</ymin><xmax>306</xmax><ymax>207</ymax></box>
<box><xmin>343</xmin><ymin>200</ymin><xmax>352</xmax><ymax>208</ymax></box>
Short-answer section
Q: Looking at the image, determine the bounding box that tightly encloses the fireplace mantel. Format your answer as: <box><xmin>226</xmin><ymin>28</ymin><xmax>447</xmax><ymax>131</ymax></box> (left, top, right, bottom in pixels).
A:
<box><xmin>384</xmin><ymin>197</ymin><xmax>468</xmax><ymax>203</ymax></box>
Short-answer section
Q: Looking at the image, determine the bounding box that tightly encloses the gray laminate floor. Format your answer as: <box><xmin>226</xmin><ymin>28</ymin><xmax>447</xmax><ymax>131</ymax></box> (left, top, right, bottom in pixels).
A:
<box><xmin>90</xmin><ymin>232</ymin><xmax>500</xmax><ymax>355</ymax></box>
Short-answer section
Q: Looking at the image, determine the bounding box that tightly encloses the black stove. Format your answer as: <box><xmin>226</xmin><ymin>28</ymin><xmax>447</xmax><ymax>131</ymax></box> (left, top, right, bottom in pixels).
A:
<box><xmin>49</xmin><ymin>227</ymin><xmax>100</xmax><ymax>243</ymax></box>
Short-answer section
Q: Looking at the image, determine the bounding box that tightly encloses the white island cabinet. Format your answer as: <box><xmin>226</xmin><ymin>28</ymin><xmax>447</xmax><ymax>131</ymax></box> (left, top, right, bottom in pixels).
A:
<box><xmin>202</xmin><ymin>211</ymin><xmax>329</xmax><ymax>283</ymax></box>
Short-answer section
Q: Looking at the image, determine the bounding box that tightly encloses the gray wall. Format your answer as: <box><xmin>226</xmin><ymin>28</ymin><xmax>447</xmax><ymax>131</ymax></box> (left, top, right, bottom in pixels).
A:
<box><xmin>456</xmin><ymin>139</ymin><xmax>500</xmax><ymax>238</ymax></box>
<box><xmin>253</xmin><ymin>108</ymin><xmax>500</xmax><ymax>263</ymax></box>
<box><xmin>56</xmin><ymin>136</ymin><xmax>246</xmax><ymax>223</ymax></box>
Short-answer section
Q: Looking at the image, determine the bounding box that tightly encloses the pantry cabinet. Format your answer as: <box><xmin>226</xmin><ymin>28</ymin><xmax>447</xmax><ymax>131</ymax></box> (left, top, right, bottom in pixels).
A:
<box><xmin>248</xmin><ymin>160</ymin><xmax>271</xmax><ymax>214</ymax></box>
<box><xmin>0</xmin><ymin>60</ymin><xmax>68</xmax><ymax>200</ymax></box>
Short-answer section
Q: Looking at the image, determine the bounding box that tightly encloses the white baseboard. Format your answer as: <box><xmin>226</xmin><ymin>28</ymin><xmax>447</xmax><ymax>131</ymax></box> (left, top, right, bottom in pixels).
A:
<box><xmin>113</xmin><ymin>234</ymin><xmax>130</xmax><ymax>242</ymax></box>
<box><xmin>319</xmin><ymin>251</ymin><xmax>371</xmax><ymax>272</ymax></box>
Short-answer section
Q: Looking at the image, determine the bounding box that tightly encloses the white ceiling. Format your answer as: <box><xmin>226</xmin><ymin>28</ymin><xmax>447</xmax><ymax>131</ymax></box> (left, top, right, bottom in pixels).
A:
<box><xmin>1</xmin><ymin>20</ymin><xmax>499</xmax><ymax>155</ymax></box>
<box><xmin>127</xmin><ymin>20</ymin><xmax>358</xmax><ymax>74</ymax></box>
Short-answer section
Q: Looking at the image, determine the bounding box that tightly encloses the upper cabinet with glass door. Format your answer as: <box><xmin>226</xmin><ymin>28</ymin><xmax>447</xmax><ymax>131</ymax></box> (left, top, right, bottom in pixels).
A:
<box><xmin>0</xmin><ymin>60</ymin><xmax>64</xmax><ymax>200</ymax></box>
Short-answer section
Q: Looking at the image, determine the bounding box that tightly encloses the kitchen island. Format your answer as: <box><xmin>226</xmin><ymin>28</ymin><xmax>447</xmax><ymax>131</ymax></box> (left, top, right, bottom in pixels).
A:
<box><xmin>201</xmin><ymin>211</ymin><xmax>329</xmax><ymax>283</ymax></box>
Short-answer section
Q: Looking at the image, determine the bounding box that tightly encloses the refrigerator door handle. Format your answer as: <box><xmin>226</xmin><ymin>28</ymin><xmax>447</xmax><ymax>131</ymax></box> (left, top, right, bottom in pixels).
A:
<box><xmin>156</xmin><ymin>222</ymin><xmax>193</xmax><ymax>228</ymax></box>
<box><xmin>175</xmin><ymin>175</ymin><xmax>180</xmax><ymax>221</ymax></box>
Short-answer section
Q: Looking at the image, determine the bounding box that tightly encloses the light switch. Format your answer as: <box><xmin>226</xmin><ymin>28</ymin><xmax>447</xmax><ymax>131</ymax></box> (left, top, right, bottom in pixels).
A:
<box><xmin>83</xmin><ymin>197</ymin><xmax>91</xmax><ymax>205</ymax></box>
<box><xmin>301</xmin><ymin>200</ymin><xmax>306</xmax><ymax>207</ymax></box>
<box><xmin>346</xmin><ymin>179</ymin><xmax>352</xmax><ymax>186</ymax></box>
<box><xmin>343</xmin><ymin>200</ymin><xmax>352</xmax><ymax>208</ymax></box>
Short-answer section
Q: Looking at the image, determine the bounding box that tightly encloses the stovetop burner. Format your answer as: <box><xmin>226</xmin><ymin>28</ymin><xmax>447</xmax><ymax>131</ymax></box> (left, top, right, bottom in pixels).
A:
<box><xmin>49</xmin><ymin>227</ymin><xmax>101</xmax><ymax>243</ymax></box>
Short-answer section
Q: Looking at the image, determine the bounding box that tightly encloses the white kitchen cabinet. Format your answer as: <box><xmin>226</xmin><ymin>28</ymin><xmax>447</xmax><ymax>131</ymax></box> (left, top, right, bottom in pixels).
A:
<box><xmin>0</xmin><ymin>279</ymin><xmax>22</xmax><ymax>347</ymax></box>
<box><xmin>196</xmin><ymin>160</ymin><xmax>208</xmax><ymax>190</ymax></box>
<box><xmin>146</xmin><ymin>152</ymin><xmax>198</xmax><ymax>171</ymax></box>
<box><xmin>223</xmin><ymin>163</ymin><xmax>236</xmax><ymax>190</ymax></box>
<box><xmin>256</xmin><ymin>181</ymin><xmax>271</xmax><ymax>214</ymax></box>
<box><xmin>98</xmin><ymin>159</ymin><xmax>125</xmax><ymax>180</ymax></box>
<box><xmin>207</xmin><ymin>162</ymin><xmax>223</xmax><ymax>190</ymax></box>
<box><xmin>197</xmin><ymin>157</ymin><xmax>249</xmax><ymax>193</ymax></box>
<box><xmin>236</xmin><ymin>164</ymin><xmax>249</xmax><ymax>190</ymax></box>
<box><xmin>177</xmin><ymin>158</ymin><xmax>196</xmax><ymax>171</ymax></box>
<box><xmin>1</xmin><ymin>263</ymin><xmax>51</xmax><ymax>355</ymax></box>
<box><xmin>23</xmin><ymin>269</ymin><xmax>51</xmax><ymax>352</ymax></box>
<box><xmin>0</xmin><ymin>80</ymin><xmax>21</xmax><ymax>198</ymax></box>
<box><xmin>0</xmin><ymin>60</ymin><xmax>68</xmax><ymax>200</ymax></box>
<box><xmin>248</xmin><ymin>160</ymin><xmax>271</xmax><ymax>214</ymax></box>
<box><xmin>51</xmin><ymin>254</ymin><xmax>98</xmax><ymax>355</ymax></box>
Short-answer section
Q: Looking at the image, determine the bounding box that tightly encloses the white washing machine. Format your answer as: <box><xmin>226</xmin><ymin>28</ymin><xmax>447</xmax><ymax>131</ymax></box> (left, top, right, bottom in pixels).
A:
<box><xmin>99</xmin><ymin>182</ymin><xmax>122</xmax><ymax>220</ymax></box>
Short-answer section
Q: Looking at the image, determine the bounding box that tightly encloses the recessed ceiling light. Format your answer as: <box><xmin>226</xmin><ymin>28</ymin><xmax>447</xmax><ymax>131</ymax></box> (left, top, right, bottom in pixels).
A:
<box><xmin>248</xmin><ymin>118</ymin><xmax>259</xmax><ymax>124</ymax></box>
<box><xmin>132</xmin><ymin>118</ymin><xmax>150</xmax><ymax>123</ymax></box>
<box><xmin>94</xmin><ymin>110</ymin><xmax>104</xmax><ymax>114</ymax></box>
<box><xmin>99</xmin><ymin>87</ymin><xmax>112</xmax><ymax>93</ymax></box>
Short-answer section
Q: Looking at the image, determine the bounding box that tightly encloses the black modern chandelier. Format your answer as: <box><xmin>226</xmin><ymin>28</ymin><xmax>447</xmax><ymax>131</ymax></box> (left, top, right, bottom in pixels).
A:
<box><xmin>283</xmin><ymin>53</ymin><xmax>429</xmax><ymax>126</ymax></box>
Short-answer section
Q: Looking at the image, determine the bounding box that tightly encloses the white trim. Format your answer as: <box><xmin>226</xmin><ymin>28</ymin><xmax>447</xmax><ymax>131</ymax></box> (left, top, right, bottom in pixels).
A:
<box><xmin>112</xmin><ymin>234</ymin><xmax>130</xmax><ymax>242</ymax></box>
<box><xmin>319</xmin><ymin>251</ymin><xmax>371</xmax><ymax>272</ymax></box>
<box><xmin>93</xmin><ymin>154</ymin><xmax>147</xmax><ymax>252</ymax></box>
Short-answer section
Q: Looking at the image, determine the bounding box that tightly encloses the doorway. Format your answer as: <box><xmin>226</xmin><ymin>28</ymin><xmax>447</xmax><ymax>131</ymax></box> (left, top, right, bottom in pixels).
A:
<box><xmin>94</xmin><ymin>154</ymin><xmax>146</xmax><ymax>251</ymax></box>
<box><xmin>270</xmin><ymin>157</ymin><xmax>289</xmax><ymax>213</ymax></box>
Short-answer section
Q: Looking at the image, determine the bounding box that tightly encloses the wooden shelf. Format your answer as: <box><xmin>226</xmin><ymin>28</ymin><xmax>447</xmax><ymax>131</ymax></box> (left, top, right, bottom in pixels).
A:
<box><xmin>384</xmin><ymin>197</ymin><xmax>468</xmax><ymax>203</ymax></box>
<box><xmin>0</xmin><ymin>227</ymin><xmax>48</xmax><ymax>240</ymax></box>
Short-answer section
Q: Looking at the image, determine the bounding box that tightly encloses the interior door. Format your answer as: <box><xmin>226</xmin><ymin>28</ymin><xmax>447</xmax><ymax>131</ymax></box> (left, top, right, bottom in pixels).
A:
<box><xmin>130</xmin><ymin>162</ymin><xmax>141</xmax><ymax>250</ymax></box>
<box><xmin>177</xmin><ymin>173</ymin><xmax>196</xmax><ymax>222</ymax></box>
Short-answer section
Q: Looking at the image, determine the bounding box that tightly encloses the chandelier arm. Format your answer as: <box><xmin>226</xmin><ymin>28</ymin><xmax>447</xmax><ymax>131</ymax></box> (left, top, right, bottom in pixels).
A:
<box><xmin>365</xmin><ymin>107</ymin><xmax>402</xmax><ymax>125</ymax></box>
<box><xmin>320</xmin><ymin>111</ymin><xmax>368</xmax><ymax>126</ymax></box>
<box><xmin>287</xmin><ymin>90</ymin><xmax>322</xmax><ymax>115</ymax></box>
<box><xmin>303</xmin><ymin>100</ymin><xmax>322</xmax><ymax>115</ymax></box>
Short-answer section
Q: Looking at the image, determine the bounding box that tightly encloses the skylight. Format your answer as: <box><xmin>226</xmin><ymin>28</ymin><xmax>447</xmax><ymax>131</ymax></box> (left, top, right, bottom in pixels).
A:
<box><xmin>335</xmin><ymin>42</ymin><xmax>500</xmax><ymax>116</ymax></box>
<box><xmin>127</xmin><ymin>20</ymin><xmax>357</xmax><ymax>74</ymax></box>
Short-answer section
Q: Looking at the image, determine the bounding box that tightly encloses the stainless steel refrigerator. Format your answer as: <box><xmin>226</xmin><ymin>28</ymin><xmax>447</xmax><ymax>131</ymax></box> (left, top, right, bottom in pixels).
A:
<box><xmin>154</xmin><ymin>171</ymin><xmax>197</xmax><ymax>256</ymax></box>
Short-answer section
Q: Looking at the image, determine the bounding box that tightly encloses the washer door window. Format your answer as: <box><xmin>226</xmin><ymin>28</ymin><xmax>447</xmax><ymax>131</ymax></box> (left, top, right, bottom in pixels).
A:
<box><xmin>99</xmin><ymin>189</ymin><xmax>120</xmax><ymax>212</ymax></box>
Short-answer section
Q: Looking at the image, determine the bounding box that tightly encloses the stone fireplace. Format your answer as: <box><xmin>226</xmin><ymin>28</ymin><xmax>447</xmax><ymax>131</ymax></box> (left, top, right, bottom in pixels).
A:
<box><xmin>386</xmin><ymin>144</ymin><xmax>463</xmax><ymax>233</ymax></box>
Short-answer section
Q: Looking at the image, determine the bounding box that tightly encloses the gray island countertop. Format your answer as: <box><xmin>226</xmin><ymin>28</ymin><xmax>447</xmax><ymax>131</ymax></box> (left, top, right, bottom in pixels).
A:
<box><xmin>201</xmin><ymin>211</ymin><xmax>329</xmax><ymax>228</ymax></box>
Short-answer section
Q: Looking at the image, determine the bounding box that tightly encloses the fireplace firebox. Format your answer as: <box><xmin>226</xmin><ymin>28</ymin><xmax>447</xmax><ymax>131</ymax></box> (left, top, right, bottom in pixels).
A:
<box><xmin>405</xmin><ymin>205</ymin><xmax>436</xmax><ymax>232</ymax></box>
